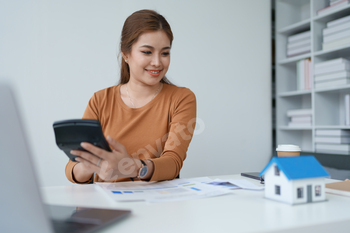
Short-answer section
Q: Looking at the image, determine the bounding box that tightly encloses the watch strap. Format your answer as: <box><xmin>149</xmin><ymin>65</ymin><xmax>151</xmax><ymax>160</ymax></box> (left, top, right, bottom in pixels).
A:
<box><xmin>137</xmin><ymin>160</ymin><xmax>148</xmax><ymax>179</ymax></box>
<box><xmin>140</xmin><ymin>159</ymin><xmax>146</xmax><ymax>166</ymax></box>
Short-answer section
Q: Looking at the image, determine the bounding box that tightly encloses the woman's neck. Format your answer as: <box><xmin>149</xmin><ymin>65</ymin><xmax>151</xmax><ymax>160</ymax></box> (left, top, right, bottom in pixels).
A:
<box><xmin>120</xmin><ymin>80</ymin><xmax>163</xmax><ymax>108</ymax></box>
<box><xmin>126</xmin><ymin>81</ymin><xmax>162</xmax><ymax>100</ymax></box>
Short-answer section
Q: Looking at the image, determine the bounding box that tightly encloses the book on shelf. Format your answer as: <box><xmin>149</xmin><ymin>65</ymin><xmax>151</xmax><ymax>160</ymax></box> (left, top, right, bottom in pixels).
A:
<box><xmin>315</xmin><ymin>71</ymin><xmax>350</xmax><ymax>82</ymax></box>
<box><xmin>287</xmin><ymin>108</ymin><xmax>312</xmax><ymax>127</ymax></box>
<box><xmin>323</xmin><ymin>21</ymin><xmax>350</xmax><ymax>37</ymax></box>
<box><xmin>315</xmin><ymin>136</ymin><xmax>350</xmax><ymax>143</ymax></box>
<box><xmin>290</xmin><ymin>115</ymin><xmax>312</xmax><ymax>123</ymax></box>
<box><xmin>316</xmin><ymin>149</ymin><xmax>350</xmax><ymax>154</ymax></box>
<box><xmin>286</xmin><ymin>109</ymin><xmax>312</xmax><ymax>117</ymax></box>
<box><xmin>315</xmin><ymin>143</ymin><xmax>350</xmax><ymax>152</ymax></box>
<box><xmin>323</xmin><ymin>36</ymin><xmax>350</xmax><ymax>50</ymax></box>
<box><xmin>314</xmin><ymin>62</ymin><xmax>350</xmax><ymax>75</ymax></box>
<box><xmin>316</xmin><ymin>129</ymin><xmax>350</xmax><ymax>136</ymax></box>
<box><xmin>315</xmin><ymin>58</ymin><xmax>349</xmax><ymax>69</ymax></box>
<box><xmin>327</xmin><ymin>15</ymin><xmax>350</xmax><ymax>28</ymax></box>
<box><xmin>317</xmin><ymin>0</ymin><xmax>350</xmax><ymax>16</ymax></box>
<box><xmin>331</xmin><ymin>0</ymin><xmax>346</xmax><ymax>5</ymax></box>
<box><xmin>287</xmin><ymin>45</ymin><xmax>311</xmax><ymax>57</ymax></box>
<box><xmin>287</xmin><ymin>40</ymin><xmax>311</xmax><ymax>50</ymax></box>
<box><xmin>297</xmin><ymin>58</ymin><xmax>312</xmax><ymax>90</ymax></box>
<box><xmin>326</xmin><ymin>179</ymin><xmax>350</xmax><ymax>197</ymax></box>
<box><xmin>287</xmin><ymin>31</ymin><xmax>310</xmax><ymax>43</ymax></box>
<box><xmin>331</xmin><ymin>0</ymin><xmax>346</xmax><ymax>3</ymax></box>
<box><xmin>297</xmin><ymin>59</ymin><xmax>304</xmax><ymax>90</ymax></box>
<box><xmin>346</xmin><ymin>94</ymin><xmax>350</xmax><ymax>125</ymax></box>
<box><xmin>315</xmin><ymin>77</ymin><xmax>350</xmax><ymax>89</ymax></box>
<box><xmin>323</xmin><ymin>29</ymin><xmax>350</xmax><ymax>43</ymax></box>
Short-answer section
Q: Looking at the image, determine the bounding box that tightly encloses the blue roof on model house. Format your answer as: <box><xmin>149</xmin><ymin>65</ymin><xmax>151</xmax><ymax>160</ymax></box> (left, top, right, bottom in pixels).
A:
<box><xmin>259</xmin><ymin>156</ymin><xmax>330</xmax><ymax>180</ymax></box>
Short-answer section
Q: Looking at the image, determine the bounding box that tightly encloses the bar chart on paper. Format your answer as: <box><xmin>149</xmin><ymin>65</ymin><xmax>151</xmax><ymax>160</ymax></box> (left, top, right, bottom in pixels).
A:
<box><xmin>96</xmin><ymin>178</ymin><xmax>231</xmax><ymax>203</ymax></box>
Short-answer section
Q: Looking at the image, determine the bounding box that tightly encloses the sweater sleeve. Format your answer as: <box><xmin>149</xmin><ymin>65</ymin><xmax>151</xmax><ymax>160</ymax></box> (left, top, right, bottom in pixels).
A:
<box><xmin>65</xmin><ymin>93</ymin><xmax>99</xmax><ymax>184</ymax></box>
<box><xmin>148</xmin><ymin>88</ymin><xmax>197</xmax><ymax>181</ymax></box>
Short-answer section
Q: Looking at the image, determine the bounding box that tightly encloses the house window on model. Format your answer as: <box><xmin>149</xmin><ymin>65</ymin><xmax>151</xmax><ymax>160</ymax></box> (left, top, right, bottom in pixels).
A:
<box><xmin>297</xmin><ymin>187</ymin><xmax>303</xmax><ymax>198</ymax></box>
<box><xmin>274</xmin><ymin>166</ymin><xmax>280</xmax><ymax>176</ymax></box>
<box><xmin>315</xmin><ymin>185</ymin><xmax>321</xmax><ymax>196</ymax></box>
<box><xmin>275</xmin><ymin>185</ymin><xmax>281</xmax><ymax>195</ymax></box>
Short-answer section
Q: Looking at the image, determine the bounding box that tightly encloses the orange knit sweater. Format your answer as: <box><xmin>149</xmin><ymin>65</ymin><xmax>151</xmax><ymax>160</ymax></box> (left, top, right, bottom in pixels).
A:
<box><xmin>65</xmin><ymin>83</ymin><xmax>196</xmax><ymax>183</ymax></box>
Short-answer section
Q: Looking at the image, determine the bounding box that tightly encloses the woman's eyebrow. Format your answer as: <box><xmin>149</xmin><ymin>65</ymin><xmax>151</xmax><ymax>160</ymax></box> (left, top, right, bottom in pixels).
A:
<box><xmin>140</xmin><ymin>45</ymin><xmax>171</xmax><ymax>50</ymax></box>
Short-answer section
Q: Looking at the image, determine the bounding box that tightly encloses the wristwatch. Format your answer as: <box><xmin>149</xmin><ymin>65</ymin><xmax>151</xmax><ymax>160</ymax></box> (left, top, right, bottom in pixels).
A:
<box><xmin>137</xmin><ymin>160</ymin><xmax>148</xmax><ymax>179</ymax></box>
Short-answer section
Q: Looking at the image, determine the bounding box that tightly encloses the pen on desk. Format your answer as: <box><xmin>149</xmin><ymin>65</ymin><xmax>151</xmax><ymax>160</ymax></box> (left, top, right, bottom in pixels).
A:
<box><xmin>182</xmin><ymin>183</ymin><xmax>195</xmax><ymax>187</ymax></box>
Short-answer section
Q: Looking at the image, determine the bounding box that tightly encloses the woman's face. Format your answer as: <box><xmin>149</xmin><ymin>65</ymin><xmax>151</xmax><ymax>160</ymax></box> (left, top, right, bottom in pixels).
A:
<box><xmin>124</xmin><ymin>30</ymin><xmax>171</xmax><ymax>86</ymax></box>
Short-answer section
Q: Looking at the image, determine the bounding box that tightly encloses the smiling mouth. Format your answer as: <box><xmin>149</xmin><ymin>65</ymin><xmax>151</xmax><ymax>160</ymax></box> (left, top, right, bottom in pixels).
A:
<box><xmin>146</xmin><ymin>69</ymin><xmax>161</xmax><ymax>74</ymax></box>
<box><xmin>145</xmin><ymin>69</ymin><xmax>162</xmax><ymax>77</ymax></box>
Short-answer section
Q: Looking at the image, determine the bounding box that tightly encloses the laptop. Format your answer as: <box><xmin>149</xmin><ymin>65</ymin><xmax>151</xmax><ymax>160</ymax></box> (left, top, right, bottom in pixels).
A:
<box><xmin>0</xmin><ymin>83</ymin><xmax>131</xmax><ymax>233</ymax></box>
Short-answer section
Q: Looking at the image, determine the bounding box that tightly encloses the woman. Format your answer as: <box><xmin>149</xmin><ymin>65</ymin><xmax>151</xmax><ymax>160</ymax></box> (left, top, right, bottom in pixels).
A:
<box><xmin>65</xmin><ymin>9</ymin><xmax>196</xmax><ymax>183</ymax></box>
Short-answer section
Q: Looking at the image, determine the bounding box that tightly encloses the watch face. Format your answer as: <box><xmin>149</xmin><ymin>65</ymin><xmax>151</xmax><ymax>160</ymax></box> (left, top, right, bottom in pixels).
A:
<box><xmin>139</xmin><ymin>166</ymin><xmax>148</xmax><ymax>178</ymax></box>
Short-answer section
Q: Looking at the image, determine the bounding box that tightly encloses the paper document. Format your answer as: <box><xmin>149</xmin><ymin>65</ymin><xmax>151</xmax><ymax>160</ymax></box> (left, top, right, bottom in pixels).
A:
<box><xmin>207</xmin><ymin>179</ymin><xmax>264</xmax><ymax>191</ymax></box>
<box><xmin>228</xmin><ymin>179</ymin><xmax>264</xmax><ymax>190</ymax></box>
<box><xmin>207</xmin><ymin>179</ymin><xmax>240</xmax><ymax>189</ymax></box>
<box><xmin>96</xmin><ymin>178</ymin><xmax>230</xmax><ymax>203</ymax></box>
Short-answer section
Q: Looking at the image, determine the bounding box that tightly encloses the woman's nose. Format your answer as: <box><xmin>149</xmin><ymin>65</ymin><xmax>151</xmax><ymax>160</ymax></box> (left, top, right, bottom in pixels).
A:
<box><xmin>151</xmin><ymin>55</ymin><xmax>161</xmax><ymax>67</ymax></box>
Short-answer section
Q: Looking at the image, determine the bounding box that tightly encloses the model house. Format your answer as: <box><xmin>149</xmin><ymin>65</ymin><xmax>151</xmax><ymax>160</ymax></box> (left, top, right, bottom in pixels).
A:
<box><xmin>259</xmin><ymin>156</ymin><xmax>329</xmax><ymax>205</ymax></box>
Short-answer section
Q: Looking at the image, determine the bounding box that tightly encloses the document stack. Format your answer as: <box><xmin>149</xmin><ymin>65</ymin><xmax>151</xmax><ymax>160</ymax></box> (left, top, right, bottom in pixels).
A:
<box><xmin>317</xmin><ymin>0</ymin><xmax>350</xmax><ymax>16</ymax></box>
<box><xmin>287</xmin><ymin>109</ymin><xmax>312</xmax><ymax>127</ymax></box>
<box><xmin>323</xmin><ymin>15</ymin><xmax>350</xmax><ymax>50</ymax></box>
<box><xmin>314</xmin><ymin>58</ymin><xmax>350</xmax><ymax>89</ymax></box>
<box><xmin>287</xmin><ymin>31</ymin><xmax>311</xmax><ymax>57</ymax></box>
<box><xmin>315</xmin><ymin>129</ymin><xmax>350</xmax><ymax>154</ymax></box>
<box><xmin>297</xmin><ymin>58</ymin><xmax>312</xmax><ymax>90</ymax></box>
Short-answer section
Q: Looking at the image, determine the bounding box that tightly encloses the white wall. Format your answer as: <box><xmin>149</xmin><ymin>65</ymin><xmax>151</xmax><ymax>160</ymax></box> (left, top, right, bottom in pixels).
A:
<box><xmin>0</xmin><ymin>0</ymin><xmax>271</xmax><ymax>186</ymax></box>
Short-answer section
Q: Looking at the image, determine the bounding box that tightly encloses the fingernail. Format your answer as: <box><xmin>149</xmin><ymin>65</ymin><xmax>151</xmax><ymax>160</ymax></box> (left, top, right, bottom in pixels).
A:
<box><xmin>107</xmin><ymin>136</ymin><xmax>111</xmax><ymax>140</ymax></box>
<box><xmin>75</xmin><ymin>158</ymin><xmax>81</xmax><ymax>162</ymax></box>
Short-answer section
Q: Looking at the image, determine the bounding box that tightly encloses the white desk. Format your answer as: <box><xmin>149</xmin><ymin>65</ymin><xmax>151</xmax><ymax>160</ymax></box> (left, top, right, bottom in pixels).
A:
<box><xmin>42</xmin><ymin>174</ymin><xmax>350</xmax><ymax>233</ymax></box>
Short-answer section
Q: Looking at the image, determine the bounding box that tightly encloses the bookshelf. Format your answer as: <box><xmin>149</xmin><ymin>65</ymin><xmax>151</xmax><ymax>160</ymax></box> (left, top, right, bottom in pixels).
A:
<box><xmin>275</xmin><ymin>0</ymin><xmax>350</xmax><ymax>155</ymax></box>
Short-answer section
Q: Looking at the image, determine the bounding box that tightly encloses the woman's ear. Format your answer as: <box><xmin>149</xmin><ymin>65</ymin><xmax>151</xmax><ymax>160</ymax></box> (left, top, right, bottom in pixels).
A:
<box><xmin>121</xmin><ymin>52</ymin><xmax>128</xmax><ymax>63</ymax></box>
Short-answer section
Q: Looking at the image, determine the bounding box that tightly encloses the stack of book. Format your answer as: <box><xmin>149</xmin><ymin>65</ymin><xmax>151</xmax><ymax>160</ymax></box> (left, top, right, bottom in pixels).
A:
<box><xmin>315</xmin><ymin>129</ymin><xmax>350</xmax><ymax>154</ymax></box>
<box><xmin>287</xmin><ymin>31</ymin><xmax>311</xmax><ymax>57</ymax></box>
<box><xmin>314</xmin><ymin>58</ymin><xmax>350</xmax><ymax>89</ymax></box>
<box><xmin>287</xmin><ymin>109</ymin><xmax>312</xmax><ymax>127</ymax></box>
<box><xmin>323</xmin><ymin>15</ymin><xmax>350</xmax><ymax>50</ymax></box>
<box><xmin>297</xmin><ymin>58</ymin><xmax>313</xmax><ymax>90</ymax></box>
<box><xmin>317</xmin><ymin>0</ymin><xmax>350</xmax><ymax>16</ymax></box>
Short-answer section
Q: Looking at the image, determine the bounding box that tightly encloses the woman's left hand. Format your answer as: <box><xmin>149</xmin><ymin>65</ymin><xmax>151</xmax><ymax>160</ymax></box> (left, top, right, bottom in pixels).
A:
<box><xmin>72</xmin><ymin>136</ymin><xmax>141</xmax><ymax>181</ymax></box>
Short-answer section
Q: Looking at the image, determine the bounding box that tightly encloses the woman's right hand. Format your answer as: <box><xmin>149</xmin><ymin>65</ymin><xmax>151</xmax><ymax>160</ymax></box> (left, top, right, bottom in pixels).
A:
<box><xmin>72</xmin><ymin>157</ymin><xmax>95</xmax><ymax>183</ymax></box>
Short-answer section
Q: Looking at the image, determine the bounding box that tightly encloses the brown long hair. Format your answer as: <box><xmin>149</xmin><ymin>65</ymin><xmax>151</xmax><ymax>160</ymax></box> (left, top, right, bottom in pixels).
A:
<box><xmin>119</xmin><ymin>10</ymin><xmax>173</xmax><ymax>85</ymax></box>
